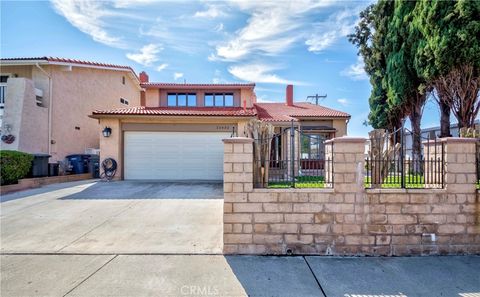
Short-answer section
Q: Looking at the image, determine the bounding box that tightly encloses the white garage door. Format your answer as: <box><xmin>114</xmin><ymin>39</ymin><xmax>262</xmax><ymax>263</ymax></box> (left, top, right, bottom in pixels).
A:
<box><xmin>124</xmin><ymin>131</ymin><xmax>229</xmax><ymax>180</ymax></box>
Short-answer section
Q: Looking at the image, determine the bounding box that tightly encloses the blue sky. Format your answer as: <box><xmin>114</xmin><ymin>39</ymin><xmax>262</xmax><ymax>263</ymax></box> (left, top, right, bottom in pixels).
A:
<box><xmin>1</xmin><ymin>0</ymin><xmax>442</xmax><ymax>136</ymax></box>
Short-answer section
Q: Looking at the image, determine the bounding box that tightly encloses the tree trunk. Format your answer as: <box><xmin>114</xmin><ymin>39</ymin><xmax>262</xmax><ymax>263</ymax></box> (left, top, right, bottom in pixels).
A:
<box><xmin>439</xmin><ymin>99</ymin><xmax>451</xmax><ymax>137</ymax></box>
<box><xmin>409</xmin><ymin>102</ymin><xmax>423</xmax><ymax>175</ymax></box>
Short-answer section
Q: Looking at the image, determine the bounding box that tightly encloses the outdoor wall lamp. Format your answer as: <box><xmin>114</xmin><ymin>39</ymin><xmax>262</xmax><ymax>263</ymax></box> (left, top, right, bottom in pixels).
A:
<box><xmin>102</xmin><ymin>126</ymin><xmax>112</xmax><ymax>137</ymax></box>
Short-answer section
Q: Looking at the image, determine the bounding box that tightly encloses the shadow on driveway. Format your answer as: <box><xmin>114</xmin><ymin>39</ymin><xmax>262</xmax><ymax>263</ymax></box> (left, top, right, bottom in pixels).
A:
<box><xmin>60</xmin><ymin>181</ymin><xmax>224</xmax><ymax>200</ymax></box>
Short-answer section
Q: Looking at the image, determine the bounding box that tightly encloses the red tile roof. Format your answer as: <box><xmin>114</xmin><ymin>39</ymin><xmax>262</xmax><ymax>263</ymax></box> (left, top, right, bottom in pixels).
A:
<box><xmin>92</xmin><ymin>106</ymin><xmax>257</xmax><ymax>117</ymax></box>
<box><xmin>0</xmin><ymin>57</ymin><xmax>134</xmax><ymax>71</ymax></box>
<box><xmin>141</xmin><ymin>82</ymin><xmax>255</xmax><ymax>88</ymax></box>
<box><xmin>255</xmin><ymin>102</ymin><xmax>350</xmax><ymax>122</ymax></box>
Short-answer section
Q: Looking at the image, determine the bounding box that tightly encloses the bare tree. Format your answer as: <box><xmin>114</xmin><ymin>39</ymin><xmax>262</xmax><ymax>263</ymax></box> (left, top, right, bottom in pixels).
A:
<box><xmin>436</xmin><ymin>65</ymin><xmax>480</xmax><ymax>130</ymax></box>
<box><xmin>369</xmin><ymin>129</ymin><xmax>400</xmax><ymax>188</ymax></box>
<box><xmin>245</xmin><ymin>119</ymin><xmax>274</xmax><ymax>188</ymax></box>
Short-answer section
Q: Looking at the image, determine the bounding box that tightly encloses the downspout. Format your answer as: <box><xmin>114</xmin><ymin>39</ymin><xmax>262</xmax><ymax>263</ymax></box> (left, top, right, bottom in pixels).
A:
<box><xmin>35</xmin><ymin>63</ymin><xmax>52</xmax><ymax>155</ymax></box>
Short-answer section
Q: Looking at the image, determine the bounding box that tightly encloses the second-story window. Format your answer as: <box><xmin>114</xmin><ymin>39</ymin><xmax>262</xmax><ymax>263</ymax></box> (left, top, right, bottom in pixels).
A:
<box><xmin>204</xmin><ymin>93</ymin><xmax>234</xmax><ymax>107</ymax></box>
<box><xmin>167</xmin><ymin>93</ymin><xmax>196</xmax><ymax>107</ymax></box>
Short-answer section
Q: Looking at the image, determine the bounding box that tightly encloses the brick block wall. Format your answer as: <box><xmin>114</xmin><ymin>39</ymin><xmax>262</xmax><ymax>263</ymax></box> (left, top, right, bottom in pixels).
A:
<box><xmin>223</xmin><ymin>137</ymin><xmax>480</xmax><ymax>256</ymax></box>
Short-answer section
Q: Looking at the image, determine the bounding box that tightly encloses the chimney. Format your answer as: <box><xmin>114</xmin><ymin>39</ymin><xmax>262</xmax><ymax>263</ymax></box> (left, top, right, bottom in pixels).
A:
<box><xmin>286</xmin><ymin>84</ymin><xmax>293</xmax><ymax>106</ymax></box>
<box><xmin>139</xmin><ymin>71</ymin><xmax>149</xmax><ymax>83</ymax></box>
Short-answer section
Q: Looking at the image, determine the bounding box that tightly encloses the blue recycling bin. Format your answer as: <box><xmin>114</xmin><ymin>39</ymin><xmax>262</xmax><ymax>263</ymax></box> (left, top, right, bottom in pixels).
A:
<box><xmin>66</xmin><ymin>154</ymin><xmax>89</xmax><ymax>174</ymax></box>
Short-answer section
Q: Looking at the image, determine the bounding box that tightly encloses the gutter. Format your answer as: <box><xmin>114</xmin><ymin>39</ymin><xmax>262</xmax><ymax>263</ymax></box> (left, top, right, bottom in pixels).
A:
<box><xmin>35</xmin><ymin>63</ymin><xmax>53</xmax><ymax>155</ymax></box>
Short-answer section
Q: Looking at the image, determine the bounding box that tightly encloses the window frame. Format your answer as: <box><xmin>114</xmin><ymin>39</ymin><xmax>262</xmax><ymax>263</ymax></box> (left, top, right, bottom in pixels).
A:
<box><xmin>167</xmin><ymin>92</ymin><xmax>197</xmax><ymax>107</ymax></box>
<box><xmin>204</xmin><ymin>92</ymin><xmax>235</xmax><ymax>107</ymax></box>
<box><xmin>120</xmin><ymin>98</ymin><xmax>129</xmax><ymax>105</ymax></box>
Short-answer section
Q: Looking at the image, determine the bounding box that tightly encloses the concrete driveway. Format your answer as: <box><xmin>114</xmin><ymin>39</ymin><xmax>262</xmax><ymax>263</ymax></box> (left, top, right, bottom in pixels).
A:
<box><xmin>1</xmin><ymin>180</ymin><xmax>223</xmax><ymax>254</ymax></box>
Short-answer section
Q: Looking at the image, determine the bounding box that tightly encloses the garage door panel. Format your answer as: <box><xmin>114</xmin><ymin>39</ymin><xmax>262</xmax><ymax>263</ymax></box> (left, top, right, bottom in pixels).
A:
<box><xmin>124</xmin><ymin>131</ymin><xmax>229</xmax><ymax>180</ymax></box>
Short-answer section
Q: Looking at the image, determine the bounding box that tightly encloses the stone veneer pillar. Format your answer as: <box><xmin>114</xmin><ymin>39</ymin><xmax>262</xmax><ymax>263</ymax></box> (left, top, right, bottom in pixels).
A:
<box><xmin>443</xmin><ymin>138</ymin><xmax>478</xmax><ymax>194</ymax></box>
<box><xmin>328</xmin><ymin>137</ymin><xmax>366</xmax><ymax>194</ymax></box>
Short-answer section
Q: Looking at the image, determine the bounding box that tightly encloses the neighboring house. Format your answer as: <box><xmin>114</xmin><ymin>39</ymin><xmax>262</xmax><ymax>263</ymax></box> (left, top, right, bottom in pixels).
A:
<box><xmin>91</xmin><ymin>73</ymin><xmax>350</xmax><ymax>181</ymax></box>
<box><xmin>404</xmin><ymin>120</ymin><xmax>480</xmax><ymax>157</ymax></box>
<box><xmin>0</xmin><ymin>57</ymin><xmax>141</xmax><ymax>162</ymax></box>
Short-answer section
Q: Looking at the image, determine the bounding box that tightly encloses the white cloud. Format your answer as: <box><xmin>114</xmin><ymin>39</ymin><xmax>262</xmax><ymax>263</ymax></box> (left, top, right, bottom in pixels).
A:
<box><xmin>126</xmin><ymin>44</ymin><xmax>162</xmax><ymax>66</ymax></box>
<box><xmin>50</xmin><ymin>0</ymin><xmax>124</xmax><ymax>48</ymax></box>
<box><xmin>156</xmin><ymin>63</ymin><xmax>168</xmax><ymax>72</ymax></box>
<box><xmin>213</xmin><ymin>1</ymin><xmax>335</xmax><ymax>61</ymax></box>
<box><xmin>113</xmin><ymin>0</ymin><xmax>156</xmax><ymax>8</ymax></box>
<box><xmin>194</xmin><ymin>5</ymin><xmax>226</xmax><ymax>18</ymax></box>
<box><xmin>305</xmin><ymin>9</ymin><xmax>358</xmax><ymax>53</ymax></box>
<box><xmin>214</xmin><ymin>23</ymin><xmax>225</xmax><ymax>33</ymax></box>
<box><xmin>341</xmin><ymin>56</ymin><xmax>368</xmax><ymax>81</ymax></box>
<box><xmin>174</xmin><ymin>72</ymin><xmax>184</xmax><ymax>80</ymax></box>
<box><xmin>256</xmin><ymin>95</ymin><xmax>276</xmax><ymax>103</ymax></box>
<box><xmin>228</xmin><ymin>63</ymin><xmax>302</xmax><ymax>85</ymax></box>
<box><xmin>337</xmin><ymin>98</ymin><xmax>349</xmax><ymax>106</ymax></box>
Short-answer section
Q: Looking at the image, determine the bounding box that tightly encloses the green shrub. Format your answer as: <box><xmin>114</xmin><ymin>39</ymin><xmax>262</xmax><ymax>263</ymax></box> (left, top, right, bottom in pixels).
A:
<box><xmin>0</xmin><ymin>150</ymin><xmax>33</xmax><ymax>185</ymax></box>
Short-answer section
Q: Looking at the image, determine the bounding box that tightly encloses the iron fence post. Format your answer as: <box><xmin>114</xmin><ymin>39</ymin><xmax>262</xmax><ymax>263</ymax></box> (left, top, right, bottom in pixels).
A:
<box><xmin>290</xmin><ymin>119</ymin><xmax>295</xmax><ymax>188</ymax></box>
<box><xmin>400</xmin><ymin>121</ymin><xmax>405</xmax><ymax>188</ymax></box>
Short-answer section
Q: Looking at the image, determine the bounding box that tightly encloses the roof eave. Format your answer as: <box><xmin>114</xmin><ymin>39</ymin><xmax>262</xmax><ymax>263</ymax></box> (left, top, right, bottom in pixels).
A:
<box><xmin>90</xmin><ymin>114</ymin><xmax>256</xmax><ymax>119</ymax></box>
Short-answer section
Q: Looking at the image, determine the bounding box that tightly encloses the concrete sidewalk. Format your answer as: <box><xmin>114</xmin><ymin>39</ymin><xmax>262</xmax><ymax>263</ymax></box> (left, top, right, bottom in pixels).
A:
<box><xmin>1</xmin><ymin>255</ymin><xmax>479</xmax><ymax>297</ymax></box>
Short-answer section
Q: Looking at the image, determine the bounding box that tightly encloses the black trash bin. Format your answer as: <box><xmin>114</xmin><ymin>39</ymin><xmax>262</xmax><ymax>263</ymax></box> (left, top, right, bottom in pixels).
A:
<box><xmin>66</xmin><ymin>154</ymin><xmax>89</xmax><ymax>174</ymax></box>
<box><xmin>48</xmin><ymin>163</ymin><xmax>59</xmax><ymax>176</ymax></box>
<box><xmin>30</xmin><ymin>153</ymin><xmax>51</xmax><ymax>177</ymax></box>
<box><xmin>88</xmin><ymin>154</ymin><xmax>100</xmax><ymax>178</ymax></box>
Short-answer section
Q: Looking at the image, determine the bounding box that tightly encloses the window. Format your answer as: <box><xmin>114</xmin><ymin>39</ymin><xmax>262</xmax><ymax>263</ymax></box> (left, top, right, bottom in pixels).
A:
<box><xmin>214</xmin><ymin>94</ymin><xmax>223</xmax><ymax>106</ymax></box>
<box><xmin>301</xmin><ymin>134</ymin><xmax>325</xmax><ymax>159</ymax></box>
<box><xmin>36</xmin><ymin>96</ymin><xmax>43</xmax><ymax>107</ymax></box>
<box><xmin>187</xmin><ymin>93</ymin><xmax>196</xmax><ymax>106</ymax></box>
<box><xmin>205</xmin><ymin>93</ymin><xmax>214</xmax><ymax>106</ymax></box>
<box><xmin>120</xmin><ymin>98</ymin><xmax>129</xmax><ymax>105</ymax></box>
<box><xmin>167</xmin><ymin>93</ymin><xmax>177</xmax><ymax>106</ymax></box>
<box><xmin>122</xmin><ymin>76</ymin><xmax>125</xmax><ymax>85</ymax></box>
<box><xmin>224</xmin><ymin>94</ymin><xmax>234</xmax><ymax>106</ymax></box>
<box><xmin>177</xmin><ymin>93</ymin><xmax>187</xmax><ymax>106</ymax></box>
<box><xmin>167</xmin><ymin>93</ymin><xmax>197</xmax><ymax>107</ymax></box>
<box><xmin>0</xmin><ymin>75</ymin><xmax>9</xmax><ymax>108</ymax></box>
<box><xmin>204</xmin><ymin>93</ymin><xmax>235</xmax><ymax>107</ymax></box>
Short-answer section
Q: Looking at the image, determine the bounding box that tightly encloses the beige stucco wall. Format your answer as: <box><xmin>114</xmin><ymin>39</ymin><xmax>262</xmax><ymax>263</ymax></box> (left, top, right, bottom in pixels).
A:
<box><xmin>332</xmin><ymin>119</ymin><xmax>348</xmax><ymax>136</ymax></box>
<box><xmin>1</xmin><ymin>65</ymin><xmax>33</xmax><ymax>79</ymax></box>
<box><xmin>98</xmin><ymin>118</ymin><xmax>122</xmax><ymax>180</ymax></box>
<box><xmin>1</xmin><ymin>78</ymin><xmax>49</xmax><ymax>153</ymax></box>
<box><xmin>145</xmin><ymin>89</ymin><xmax>159</xmax><ymax>107</ymax></box>
<box><xmin>1</xmin><ymin>64</ymin><xmax>140</xmax><ymax>162</ymax></box>
<box><xmin>50</xmin><ymin>66</ymin><xmax>139</xmax><ymax>161</ymax></box>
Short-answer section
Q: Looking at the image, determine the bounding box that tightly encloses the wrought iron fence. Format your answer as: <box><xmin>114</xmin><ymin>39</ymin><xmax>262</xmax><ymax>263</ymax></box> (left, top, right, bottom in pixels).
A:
<box><xmin>253</xmin><ymin>122</ymin><xmax>334</xmax><ymax>188</ymax></box>
<box><xmin>365</xmin><ymin>127</ymin><xmax>444</xmax><ymax>189</ymax></box>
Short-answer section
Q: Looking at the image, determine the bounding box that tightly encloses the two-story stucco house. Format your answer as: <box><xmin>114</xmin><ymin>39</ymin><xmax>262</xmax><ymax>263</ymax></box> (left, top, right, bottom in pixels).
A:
<box><xmin>0</xmin><ymin>57</ymin><xmax>141</xmax><ymax>162</ymax></box>
<box><xmin>91</xmin><ymin>72</ymin><xmax>350</xmax><ymax>181</ymax></box>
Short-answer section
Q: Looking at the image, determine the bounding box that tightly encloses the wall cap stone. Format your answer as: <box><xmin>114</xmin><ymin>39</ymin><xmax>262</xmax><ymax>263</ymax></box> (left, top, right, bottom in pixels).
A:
<box><xmin>223</xmin><ymin>137</ymin><xmax>254</xmax><ymax>143</ymax></box>
<box><xmin>424</xmin><ymin>137</ymin><xmax>478</xmax><ymax>144</ymax></box>
<box><xmin>252</xmin><ymin>188</ymin><xmax>334</xmax><ymax>193</ymax></box>
<box><xmin>326</xmin><ymin>136</ymin><xmax>366</xmax><ymax>144</ymax></box>
<box><xmin>366</xmin><ymin>188</ymin><xmax>446</xmax><ymax>194</ymax></box>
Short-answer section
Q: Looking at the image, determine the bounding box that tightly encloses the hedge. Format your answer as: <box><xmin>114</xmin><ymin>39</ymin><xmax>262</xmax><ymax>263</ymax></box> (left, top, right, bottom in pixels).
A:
<box><xmin>0</xmin><ymin>150</ymin><xmax>33</xmax><ymax>185</ymax></box>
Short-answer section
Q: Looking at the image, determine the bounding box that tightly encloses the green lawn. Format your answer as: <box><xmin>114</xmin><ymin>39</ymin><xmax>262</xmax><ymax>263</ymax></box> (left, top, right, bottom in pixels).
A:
<box><xmin>268</xmin><ymin>176</ymin><xmax>326</xmax><ymax>188</ymax></box>
<box><xmin>364</xmin><ymin>175</ymin><xmax>426</xmax><ymax>188</ymax></box>
<box><xmin>266</xmin><ymin>175</ymin><xmax>443</xmax><ymax>189</ymax></box>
